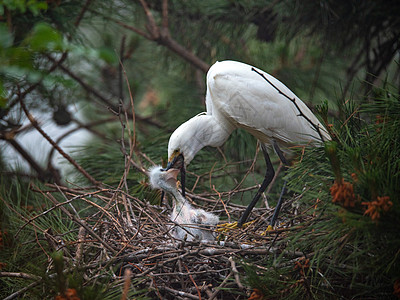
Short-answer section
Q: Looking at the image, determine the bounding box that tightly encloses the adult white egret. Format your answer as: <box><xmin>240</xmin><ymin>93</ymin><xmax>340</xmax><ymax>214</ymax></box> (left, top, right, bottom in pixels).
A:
<box><xmin>165</xmin><ymin>60</ymin><xmax>330</xmax><ymax>227</ymax></box>
<box><xmin>149</xmin><ymin>166</ymin><xmax>219</xmax><ymax>241</ymax></box>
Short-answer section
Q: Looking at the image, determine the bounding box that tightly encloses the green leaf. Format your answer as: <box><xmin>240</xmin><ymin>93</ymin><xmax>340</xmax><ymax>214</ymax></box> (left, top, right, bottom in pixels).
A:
<box><xmin>97</xmin><ymin>47</ymin><xmax>117</xmax><ymax>64</ymax></box>
<box><xmin>28</xmin><ymin>22</ymin><xmax>64</xmax><ymax>51</ymax></box>
<box><xmin>8</xmin><ymin>47</ymin><xmax>33</xmax><ymax>68</ymax></box>
<box><xmin>27</xmin><ymin>1</ymin><xmax>48</xmax><ymax>16</ymax></box>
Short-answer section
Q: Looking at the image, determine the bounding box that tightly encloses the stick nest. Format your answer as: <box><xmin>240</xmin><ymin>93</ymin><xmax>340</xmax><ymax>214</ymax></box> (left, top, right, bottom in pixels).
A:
<box><xmin>23</xmin><ymin>182</ymin><xmax>309</xmax><ymax>300</ymax></box>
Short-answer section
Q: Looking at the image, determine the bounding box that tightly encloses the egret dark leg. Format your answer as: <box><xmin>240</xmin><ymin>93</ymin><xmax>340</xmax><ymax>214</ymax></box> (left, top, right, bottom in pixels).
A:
<box><xmin>180</xmin><ymin>165</ymin><xmax>186</xmax><ymax>198</ymax></box>
<box><xmin>161</xmin><ymin>191</ymin><xmax>165</xmax><ymax>203</ymax></box>
<box><xmin>238</xmin><ymin>144</ymin><xmax>274</xmax><ymax>227</ymax></box>
<box><xmin>269</xmin><ymin>141</ymin><xmax>289</xmax><ymax>227</ymax></box>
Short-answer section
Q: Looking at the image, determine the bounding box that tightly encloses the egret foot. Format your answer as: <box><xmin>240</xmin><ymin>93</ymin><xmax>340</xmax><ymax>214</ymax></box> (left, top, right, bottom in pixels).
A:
<box><xmin>216</xmin><ymin>221</ymin><xmax>238</xmax><ymax>233</ymax></box>
<box><xmin>261</xmin><ymin>225</ymin><xmax>274</xmax><ymax>236</ymax></box>
<box><xmin>216</xmin><ymin>220</ymin><xmax>255</xmax><ymax>234</ymax></box>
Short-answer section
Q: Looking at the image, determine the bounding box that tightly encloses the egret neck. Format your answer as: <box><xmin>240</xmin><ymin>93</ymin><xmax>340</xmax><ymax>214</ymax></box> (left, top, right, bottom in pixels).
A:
<box><xmin>168</xmin><ymin>113</ymin><xmax>234</xmax><ymax>166</ymax></box>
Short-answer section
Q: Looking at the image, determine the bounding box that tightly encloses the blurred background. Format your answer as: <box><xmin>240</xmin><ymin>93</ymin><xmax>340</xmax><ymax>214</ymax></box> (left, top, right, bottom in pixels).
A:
<box><xmin>1</xmin><ymin>0</ymin><xmax>398</xmax><ymax>185</ymax></box>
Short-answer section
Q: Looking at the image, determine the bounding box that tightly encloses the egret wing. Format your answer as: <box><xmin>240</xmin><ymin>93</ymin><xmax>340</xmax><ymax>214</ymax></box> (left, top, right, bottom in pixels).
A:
<box><xmin>206</xmin><ymin>61</ymin><xmax>328</xmax><ymax>146</ymax></box>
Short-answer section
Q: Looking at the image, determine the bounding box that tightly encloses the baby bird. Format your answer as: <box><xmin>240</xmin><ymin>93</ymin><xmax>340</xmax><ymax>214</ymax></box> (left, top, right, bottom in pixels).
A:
<box><xmin>149</xmin><ymin>166</ymin><xmax>219</xmax><ymax>241</ymax></box>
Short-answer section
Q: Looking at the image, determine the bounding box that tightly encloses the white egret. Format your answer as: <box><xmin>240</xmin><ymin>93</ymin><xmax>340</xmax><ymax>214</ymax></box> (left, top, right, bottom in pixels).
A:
<box><xmin>149</xmin><ymin>166</ymin><xmax>219</xmax><ymax>241</ymax></box>
<box><xmin>165</xmin><ymin>60</ymin><xmax>330</xmax><ymax>228</ymax></box>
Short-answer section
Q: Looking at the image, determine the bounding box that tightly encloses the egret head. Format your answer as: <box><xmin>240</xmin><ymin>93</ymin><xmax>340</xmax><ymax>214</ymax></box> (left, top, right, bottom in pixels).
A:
<box><xmin>166</xmin><ymin>114</ymin><xmax>208</xmax><ymax>170</ymax></box>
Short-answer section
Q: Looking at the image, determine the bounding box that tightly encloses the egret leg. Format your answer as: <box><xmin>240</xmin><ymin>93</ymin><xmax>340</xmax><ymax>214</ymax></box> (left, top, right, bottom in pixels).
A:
<box><xmin>180</xmin><ymin>166</ymin><xmax>186</xmax><ymax>198</ymax></box>
<box><xmin>161</xmin><ymin>191</ymin><xmax>165</xmax><ymax>203</ymax></box>
<box><xmin>269</xmin><ymin>141</ymin><xmax>289</xmax><ymax>227</ymax></box>
<box><xmin>238</xmin><ymin>144</ymin><xmax>275</xmax><ymax>227</ymax></box>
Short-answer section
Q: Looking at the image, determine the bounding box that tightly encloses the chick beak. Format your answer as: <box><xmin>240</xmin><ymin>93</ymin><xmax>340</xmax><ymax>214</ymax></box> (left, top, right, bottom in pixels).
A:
<box><xmin>165</xmin><ymin>168</ymin><xmax>180</xmax><ymax>184</ymax></box>
<box><xmin>164</xmin><ymin>153</ymin><xmax>186</xmax><ymax>197</ymax></box>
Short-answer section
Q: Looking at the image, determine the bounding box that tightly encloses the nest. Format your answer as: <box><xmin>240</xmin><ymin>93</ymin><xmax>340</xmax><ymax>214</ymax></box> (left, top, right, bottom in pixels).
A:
<box><xmin>17</xmin><ymin>181</ymin><xmax>310</xmax><ymax>300</ymax></box>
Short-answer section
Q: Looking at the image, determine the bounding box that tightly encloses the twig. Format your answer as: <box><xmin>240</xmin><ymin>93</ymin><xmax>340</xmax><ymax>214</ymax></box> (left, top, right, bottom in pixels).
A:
<box><xmin>43</xmin><ymin>191</ymin><xmax>118</xmax><ymax>254</ymax></box>
<box><xmin>208</xmin><ymin>271</ymin><xmax>232</xmax><ymax>300</ymax></box>
<box><xmin>3</xmin><ymin>281</ymin><xmax>41</xmax><ymax>300</ymax></box>
<box><xmin>118</xmin><ymin>35</ymin><xmax>126</xmax><ymax>102</ymax></box>
<box><xmin>121</xmin><ymin>268</ymin><xmax>132</xmax><ymax>300</ymax></box>
<box><xmin>74</xmin><ymin>227</ymin><xmax>86</xmax><ymax>264</ymax></box>
<box><xmin>46</xmin><ymin>54</ymin><xmax>164</xmax><ymax>129</ymax></box>
<box><xmin>265</xmin><ymin>163</ymin><xmax>283</xmax><ymax>194</ymax></box>
<box><xmin>0</xmin><ymin>52</ymin><xmax>68</xmax><ymax>120</ymax></box>
<box><xmin>105</xmin><ymin>1</ymin><xmax>210</xmax><ymax>72</ymax></box>
<box><xmin>212</xmin><ymin>184</ymin><xmax>230</xmax><ymax>222</ymax></box>
<box><xmin>15</xmin><ymin>189</ymin><xmax>110</xmax><ymax>238</ymax></box>
<box><xmin>47</xmin><ymin>116</ymin><xmax>117</xmax><ymax>166</ymax></box>
<box><xmin>184</xmin><ymin>264</ymin><xmax>202</xmax><ymax>300</ymax></box>
<box><xmin>161</xmin><ymin>286</ymin><xmax>200</xmax><ymax>300</ymax></box>
<box><xmin>74</xmin><ymin>0</ymin><xmax>92</xmax><ymax>27</ymax></box>
<box><xmin>251</xmin><ymin>67</ymin><xmax>328</xmax><ymax>142</ymax></box>
<box><xmin>228</xmin><ymin>256</ymin><xmax>244</xmax><ymax>290</ymax></box>
<box><xmin>5</xmin><ymin>138</ymin><xmax>53</xmax><ymax>182</ymax></box>
<box><xmin>0</xmin><ymin>272</ymin><xmax>41</xmax><ymax>280</ymax></box>
<box><xmin>18</xmin><ymin>95</ymin><xmax>100</xmax><ymax>186</ymax></box>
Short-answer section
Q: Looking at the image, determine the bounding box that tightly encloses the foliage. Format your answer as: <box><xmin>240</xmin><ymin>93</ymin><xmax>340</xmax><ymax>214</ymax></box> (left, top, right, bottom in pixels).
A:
<box><xmin>0</xmin><ymin>175</ymin><xmax>153</xmax><ymax>299</ymax></box>
<box><xmin>245</xmin><ymin>88</ymin><xmax>400</xmax><ymax>299</ymax></box>
<box><xmin>0</xmin><ymin>0</ymin><xmax>48</xmax><ymax>17</ymax></box>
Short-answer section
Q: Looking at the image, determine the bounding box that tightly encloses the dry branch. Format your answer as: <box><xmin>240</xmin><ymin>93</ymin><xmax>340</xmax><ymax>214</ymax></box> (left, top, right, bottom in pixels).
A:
<box><xmin>109</xmin><ymin>0</ymin><xmax>210</xmax><ymax>72</ymax></box>
<box><xmin>18</xmin><ymin>95</ymin><xmax>100</xmax><ymax>186</ymax></box>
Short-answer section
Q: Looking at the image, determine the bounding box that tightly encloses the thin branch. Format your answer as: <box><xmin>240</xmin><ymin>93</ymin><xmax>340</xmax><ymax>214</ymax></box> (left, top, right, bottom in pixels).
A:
<box><xmin>208</xmin><ymin>272</ymin><xmax>233</xmax><ymax>300</ymax></box>
<box><xmin>106</xmin><ymin>1</ymin><xmax>210</xmax><ymax>72</ymax></box>
<box><xmin>5</xmin><ymin>138</ymin><xmax>52</xmax><ymax>182</ymax></box>
<box><xmin>3</xmin><ymin>281</ymin><xmax>41</xmax><ymax>300</ymax></box>
<box><xmin>0</xmin><ymin>52</ymin><xmax>68</xmax><ymax>119</ymax></box>
<box><xmin>251</xmin><ymin>67</ymin><xmax>327</xmax><ymax>142</ymax></box>
<box><xmin>162</xmin><ymin>0</ymin><xmax>169</xmax><ymax>30</ymax></box>
<box><xmin>0</xmin><ymin>272</ymin><xmax>41</xmax><ymax>280</ymax></box>
<box><xmin>161</xmin><ymin>286</ymin><xmax>200</xmax><ymax>300</ymax></box>
<box><xmin>74</xmin><ymin>0</ymin><xmax>92</xmax><ymax>27</ymax></box>
<box><xmin>18</xmin><ymin>95</ymin><xmax>100</xmax><ymax>186</ymax></box>
<box><xmin>47</xmin><ymin>54</ymin><xmax>164</xmax><ymax>129</ymax></box>
<box><xmin>184</xmin><ymin>264</ymin><xmax>201</xmax><ymax>300</ymax></box>
<box><xmin>118</xmin><ymin>35</ymin><xmax>126</xmax><ymax>102</ymax></box>
<box><xmin>229</xmin><ymin>256</ymin><xmax>244</xmax><ymax>290</ymax></box>
<box><xmin>138</xmin><ymin>0</ymin><xmax>160</xmax><ymax>39</ymax></box>
<box><xmin>121</xmin><ymin>268</ymin><xmax>132</xmax><ymax>300</ymax></box>
<box><xmin>43</xmin><ymin>191</ymin><xmax>118</xmax><ymax>254</ymax></box>
<box><xmin>46</xmin><ymin>116</ymin><xmax>117</xmax><ymax>168</ymax></box>
<box><xmin>114</xmin><ymin>19</ymin><xmax>152</xmax><ymax>39</ymax></box>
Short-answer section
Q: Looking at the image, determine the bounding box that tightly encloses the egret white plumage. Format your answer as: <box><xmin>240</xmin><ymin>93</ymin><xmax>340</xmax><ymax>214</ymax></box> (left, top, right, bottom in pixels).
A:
<box><xmin>149</xmin><ymin>166</ymin><xmax>219</xmax><ymax>241</ymax></box>
<box><xmin>165</xmin><ymin>60</ymin><xmax>330</xmax><ymax>227</ymax></box>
